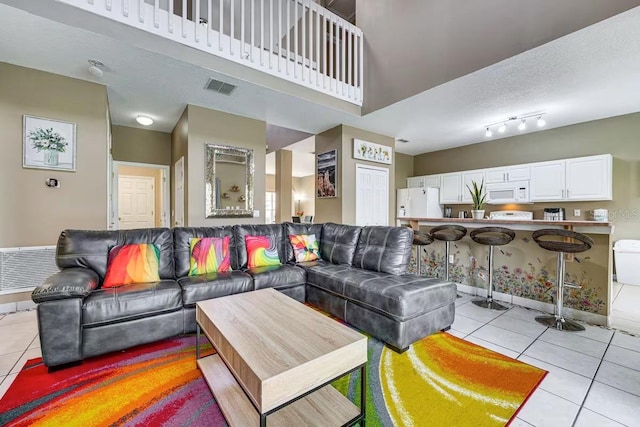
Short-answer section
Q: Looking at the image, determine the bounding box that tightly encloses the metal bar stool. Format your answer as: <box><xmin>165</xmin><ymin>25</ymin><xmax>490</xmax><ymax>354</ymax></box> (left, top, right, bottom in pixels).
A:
<box><xmin>471</xmin><ymin>227</ymin><xmax>516</xmax><ymax>310</ymax></box>
<box><xmin>430</xmin><ymin>225</ymin><xmax>467</xmax><ymax>282</ymax></box>
<box><xmin>413</xmin><ymin>230</ymin><xmax>433</xmax><ymax>275</ymax></box>
<box><xmin>532</xmin><ymin>229</ymin><xmax>594</xmax><ymax>331</ymax></box>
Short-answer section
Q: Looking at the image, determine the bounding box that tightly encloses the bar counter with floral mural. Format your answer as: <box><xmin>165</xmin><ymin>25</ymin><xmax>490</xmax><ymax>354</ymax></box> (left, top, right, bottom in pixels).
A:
<box><xmin>398</xmin><ymin>218</ymin><xmax>614</xmax><ymax>326</ymax></box>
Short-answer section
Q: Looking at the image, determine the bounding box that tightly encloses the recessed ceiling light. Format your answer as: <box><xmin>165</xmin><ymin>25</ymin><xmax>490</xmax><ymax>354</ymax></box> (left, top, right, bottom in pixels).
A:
<box><xmin>136</xmin><ymin>115</ymin><xmax>154</xmax><ymax>126</ymax></box>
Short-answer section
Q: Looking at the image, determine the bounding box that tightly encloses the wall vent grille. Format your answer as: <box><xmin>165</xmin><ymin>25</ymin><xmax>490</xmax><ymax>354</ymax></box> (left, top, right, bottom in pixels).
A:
<box><xmin>0</xmin><ymin>246</ymin><xmax>58</xmax><ymax>293</ymax></box>
<box><xmin>204</xmin><ymin>78</ymin><xmax>237</xmax><ymax>95</ymax></box>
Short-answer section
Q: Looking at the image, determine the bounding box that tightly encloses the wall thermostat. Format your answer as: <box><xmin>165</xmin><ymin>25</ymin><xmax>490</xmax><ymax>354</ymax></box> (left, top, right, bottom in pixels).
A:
<box><xmin>46</xmin><ymin>178</ymin><xmax>60</xmax><ymax>188</ymax></box>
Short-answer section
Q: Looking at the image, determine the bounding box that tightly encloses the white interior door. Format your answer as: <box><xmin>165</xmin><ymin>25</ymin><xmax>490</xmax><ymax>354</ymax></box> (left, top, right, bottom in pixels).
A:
<box><xmin>174</xmin><ymin>157</ymin><xmax>185</xmax><ymax>227</ymax></box>
<box><xmin>118</xmin><ymin>175</ymin><xmax>155</xmax><ymax>229</ymax></box>
<box><xmin>356</xmin><ymin>164</ymin><xmax>389</xmax><ymax>226</ymax></box>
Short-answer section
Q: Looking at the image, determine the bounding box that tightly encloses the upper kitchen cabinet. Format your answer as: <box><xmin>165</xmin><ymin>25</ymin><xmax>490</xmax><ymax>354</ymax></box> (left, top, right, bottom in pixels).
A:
<box><xmin>440</xmin><ymin>173</ymin><xmax>463</xmax><ymax>204</ymax></box>
<box><xmin>485</xmin><ymin>165</ymin><xmax>530</xmax><ymax>184</ymax></box>
<box><xmin>407</xmin><ymin>174</ymin><xmax>441</xmax><ymax>188</ymax></box>
<box><xmin>531</xmin><ymin>154</ymin><xmax>612</xmax><ymax>202</ymax></box>
<box><xmin>461</xmin><ymin>170</ymin><xmax>486</xmax><ymax>203</ymax></box>
<box><xmin>566</xmin><ymin>155</ymin><xmax>612</xmax><ymax>201</ymax></box>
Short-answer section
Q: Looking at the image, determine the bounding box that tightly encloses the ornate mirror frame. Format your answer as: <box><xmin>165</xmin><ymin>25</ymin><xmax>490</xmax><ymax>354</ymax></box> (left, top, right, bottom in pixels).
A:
<box><xmin>205</xmin><ymin>144</ymin><xmax>254</xmax><ymax>218</ymax></box>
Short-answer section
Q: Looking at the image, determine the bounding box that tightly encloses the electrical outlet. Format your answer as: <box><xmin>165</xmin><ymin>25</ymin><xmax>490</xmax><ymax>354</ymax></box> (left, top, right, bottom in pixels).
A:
<box><xmin>449</xmin><ymin>254</ymin><xmax>455</xmax><ymax>264</ymax></box>
<box><xmin>574</xmin><ymin>209</ymin><xmax>581</xmax><ymax>216</ymax></box>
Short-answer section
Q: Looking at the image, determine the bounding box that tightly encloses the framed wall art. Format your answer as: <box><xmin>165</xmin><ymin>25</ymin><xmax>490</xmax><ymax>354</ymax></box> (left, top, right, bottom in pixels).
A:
<box><xmin>23</xmin><ymin>115</ymin><xmax>76</xmax><ymax>171</ymax></box>
<box><xmin>316</xmin><ymin>149</ymin><xmax>337</xmax><ymax>198</ymax></box>
<box><xmin>353</xmin><ymin>138</ymin><xmax>392</xmax><ymax>165</ymax></box>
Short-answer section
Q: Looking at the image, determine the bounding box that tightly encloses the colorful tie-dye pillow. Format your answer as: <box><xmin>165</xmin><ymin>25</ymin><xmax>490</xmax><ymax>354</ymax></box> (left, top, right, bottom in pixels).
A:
<box><xmin>103</xmin><ymin>244</ymin><xmax>160</xmax><ymax>288</ymax></box>
<box><xmin>245</xmin><ymin>235</ymin><xmax>281</xmax><ymax>269</ymax></box>
<box><xmin>289</xmin><ymin>234</ymin><xmax>320</xmax><ymax>262</ymax></box>
<box><xmin>189</xmin><ymin>236</ymin><xmax>232</xmax><ymax>276</ymax></box>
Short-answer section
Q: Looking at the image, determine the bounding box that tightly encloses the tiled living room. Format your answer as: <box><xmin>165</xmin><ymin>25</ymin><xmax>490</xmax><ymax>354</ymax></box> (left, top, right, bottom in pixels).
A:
<box><xmin>2</xmin><ymin>0</ymin><xmax>640</xmax><ymax>426</ymax></box>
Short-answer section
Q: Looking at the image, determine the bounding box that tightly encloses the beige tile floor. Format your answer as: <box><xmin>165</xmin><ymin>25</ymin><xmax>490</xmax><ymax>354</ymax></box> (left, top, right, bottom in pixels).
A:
<box><xmin>1</xmin><ymin>299</ymin><xmax>640</xmax><ymax>426</ymax></box>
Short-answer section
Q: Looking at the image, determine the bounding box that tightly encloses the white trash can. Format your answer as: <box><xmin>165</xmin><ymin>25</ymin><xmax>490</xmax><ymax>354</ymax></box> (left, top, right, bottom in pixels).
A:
<box><xmin>614</xmin><ymin>240</ymin><xmax>640</xmax><ymax>286</ymax></box>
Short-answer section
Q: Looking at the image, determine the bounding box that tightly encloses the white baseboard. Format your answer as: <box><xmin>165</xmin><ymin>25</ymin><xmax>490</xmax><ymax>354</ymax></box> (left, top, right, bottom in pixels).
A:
<box><xmin>455</xmin><ymin>283</ymin><xmax>607</xmax><ymax>326</ymax></box>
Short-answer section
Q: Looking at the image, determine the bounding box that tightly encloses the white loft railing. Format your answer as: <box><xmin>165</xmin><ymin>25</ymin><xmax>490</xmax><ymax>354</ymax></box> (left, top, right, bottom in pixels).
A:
<box><xmin>59</xmin><ymin>0</ymin><xmax>363</xmax><ymax>105</ymax></box>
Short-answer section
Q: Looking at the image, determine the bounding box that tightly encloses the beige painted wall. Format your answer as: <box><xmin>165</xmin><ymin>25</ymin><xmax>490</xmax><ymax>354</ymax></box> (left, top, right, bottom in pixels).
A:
<box><xmin>117</xmin><ymin>165</ymin><xmax>163</xmax><ymax>227</ymax></box>
<box><xmin>112</xmin><ymin>125</ymin><xmax>171</xmax><ymax>165</ymax></box>
<box><xmin>314</xmin><ymin>125</ymin><xmax>395</xmax><ymax>225</ymax></box>
<box><xmin>356</xmin><ymin>0</ymin><xmax>640</xmax><ymax>113</ymax></box>
<box><xmin>395</xmin><ymin>152</ymin><xmax>414</xmax><ymax>190</ymax></box>
<box><xmin>275</xmin><ymin>150</ymin><xmax>293</xmax><ymax>223</ymax></box>
<box><xmin>170</xmin><ymin>108</ymin><xmax>188</xmax><ymax>226</ymax></box>
<box><xmin>413</xmin><ymin>112</ymin><xmax>640</xmax><ymax>241</ymax></box>
<box><xmin>266</xmin><ymin>174</ymin><xmax>276</xmax><ymax>192</ymax></box>
<box><xmin>0</xmin><ymin>63</ymin><xmax>108</xmax><ymax>247</ymax></box>
<box><xmin>293</xmin><ymin>175</ymin><xmax>315</xmax><ymax>218</ymax></box>
<box><xmin>186</xmin><ymin>105</ymin><xmax>266</xmax><ymax>226</ymax></box>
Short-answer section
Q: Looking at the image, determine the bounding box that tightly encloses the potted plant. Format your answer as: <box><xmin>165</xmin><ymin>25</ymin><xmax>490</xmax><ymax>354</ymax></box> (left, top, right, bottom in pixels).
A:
<box><xmin>28</xmin><ymin>127</ymin><xmax>68</xmax><ymax>167</ymax></box>
<box><xmin>466</xmin><ymin>179</ymin><xmax>487</xmax><ymax>219</ymax></box>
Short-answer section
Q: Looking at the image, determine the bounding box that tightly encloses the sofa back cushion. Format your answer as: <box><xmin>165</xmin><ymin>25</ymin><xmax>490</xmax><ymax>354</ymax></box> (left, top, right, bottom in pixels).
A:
<box><xmin>320</xmin><ymin>223</ymin><xmax>362</xmax><ymax>265</ymax></box>
<box><xmin>174</xmin><ymin>227</ymin><xmax>238</xmax><ymax>277</ymax></box>
<box><xmin>56</xmin><ymin>229</ymin><xmax>175</xmax><ymax>281</ymax></box>
<box><xmin>352</xmin><ymin>226</ymin><xmax>413</xmax><ymax>275</ymax></box>
<box><xmin>234</xmin><ymin>224</ymin><xmax>287</xmax><ymax>269</ymax></box>
<box><xmin>284</xmin><ymin>222</ymin><xmax>324</xmax><ymax>262</ymax></box>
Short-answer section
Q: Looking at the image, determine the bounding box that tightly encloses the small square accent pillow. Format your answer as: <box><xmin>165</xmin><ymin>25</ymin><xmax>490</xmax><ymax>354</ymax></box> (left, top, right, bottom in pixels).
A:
<box><xmin>189</xmin><ymin>236</ymin><xmax>232</xmax><ymax>276</ymax></box>
<box><xmin>245</xmin><ymin>235</ymin><xmax>281</xmax><ymax>269</ymax></box>
<box><xmin>103</xmin><ymin>244</ymin><xmax>160</xmax><ymax>288</ymax></box>
<box><xmin>289</xmin><ymin>234</ymin><xmax>320</xmax><ymax>262</ymax></box>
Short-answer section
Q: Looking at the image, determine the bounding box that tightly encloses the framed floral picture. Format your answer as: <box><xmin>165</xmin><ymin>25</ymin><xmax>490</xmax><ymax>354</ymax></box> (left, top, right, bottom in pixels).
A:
<box><xmin>353</xmin><ymin>138</ymin><xmax>392</xmax><ymax>165</ymax></box>
<box><xmin>23</xmin><ymin>115</ymin><xmax>76</xmax><ymax>171</ymax></box>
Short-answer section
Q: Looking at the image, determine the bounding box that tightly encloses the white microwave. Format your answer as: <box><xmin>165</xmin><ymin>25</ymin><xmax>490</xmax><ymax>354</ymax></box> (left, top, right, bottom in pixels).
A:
<box><xmin>486</xmin><ymin>181</ymin><xmax>530</xmax><ymax>204</ymax></box>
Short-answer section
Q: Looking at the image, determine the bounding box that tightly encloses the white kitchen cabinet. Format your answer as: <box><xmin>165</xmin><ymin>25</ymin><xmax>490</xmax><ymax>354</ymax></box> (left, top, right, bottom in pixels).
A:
<box><xmin>566</xmin><ymin>155</ymin><xmax>612</xmax><ymax>201</ymax></box>
<box><xmin>485</xmin><ymin>165</ymin><xmax>530</xmax><ymax>183</ymax></box>
<box><xmin>461</xmin><ymin>170</ymin><xmax>485</xmax><ymax>203</ymax></box>
<box><xmin>530</xmin><ymin>161</ymin><xmax>566</xmax><ymax>201</ymax></box>
<box><xmin>440</xmin><ymin>173</ymin><xmax>463</xmax><ymax>204</ymax></box>
<box><xmin>407</xmin><ymin>176</ymin><xmax>424</xmax><ymax>188</ymax></box>
<box><xmin>423</xmin><ymin>174</ymin><xmax>441</xmax><ymax>188</ymax></box>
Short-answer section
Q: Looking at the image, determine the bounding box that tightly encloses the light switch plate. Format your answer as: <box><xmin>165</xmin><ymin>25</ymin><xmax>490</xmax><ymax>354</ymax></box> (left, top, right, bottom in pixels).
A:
<box><xmin>253</xmin><ymin>210</ymin><xmax>260</xmax><ymax>218</ymax></box>
<box><xmin>574</xmin><ymin>209</ymin><xmax>581</xmax><ymax>216</ymax></box>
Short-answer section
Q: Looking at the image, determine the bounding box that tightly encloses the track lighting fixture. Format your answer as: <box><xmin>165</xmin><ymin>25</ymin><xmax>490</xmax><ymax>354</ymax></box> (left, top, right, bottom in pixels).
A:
<box><xmin>483</xmin><ymin>113</ymin><xmax>546</xmax><ymax>137</ymax></box>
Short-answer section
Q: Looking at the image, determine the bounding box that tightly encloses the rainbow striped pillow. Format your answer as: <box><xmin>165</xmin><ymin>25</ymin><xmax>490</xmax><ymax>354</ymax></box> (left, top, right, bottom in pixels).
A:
<box><xmin>103</xmin><ymin>244</ymin><xmax>160</xmax><ymax>288</ymax></box>
<box><xmin>245</xmin><ymin>235</ymin><xmax>281</xmax><ymax>269</ymax></box>
<box><xmin>189</xmin><ymin>236</ymin><xmax>232</xmax><ymax>276</ymax></box>
<box><xmin>289</xmin><ymin>234</ymin><xmax>320</xmax><ymax>262</ymax></box>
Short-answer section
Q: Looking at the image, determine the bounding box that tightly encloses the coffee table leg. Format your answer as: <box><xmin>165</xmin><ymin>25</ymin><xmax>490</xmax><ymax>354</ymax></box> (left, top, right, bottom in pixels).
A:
<box><xmin>196</xmin><ymin>323</ymin><xmax>201</xmax><ymax>360</ymax></box>
<box><xmin>360</xmin><ymin>364</ymin><xmax>366</xmax><ymax>427</ymax></box>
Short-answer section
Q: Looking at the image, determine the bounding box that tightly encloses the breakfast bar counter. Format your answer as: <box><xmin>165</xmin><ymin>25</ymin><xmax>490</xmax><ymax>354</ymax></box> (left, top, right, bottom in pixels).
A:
<box><xmin>397</xmin><ymin>217</ymin><xmax>614</xmax><ymax>235</ymax></box>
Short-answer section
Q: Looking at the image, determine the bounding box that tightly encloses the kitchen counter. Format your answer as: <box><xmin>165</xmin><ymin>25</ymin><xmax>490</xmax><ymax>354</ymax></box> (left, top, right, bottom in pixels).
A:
<box><xmin>397</xmin><ymin>217</ymin><xmax>614</xmax><ymax>234</ymax></box>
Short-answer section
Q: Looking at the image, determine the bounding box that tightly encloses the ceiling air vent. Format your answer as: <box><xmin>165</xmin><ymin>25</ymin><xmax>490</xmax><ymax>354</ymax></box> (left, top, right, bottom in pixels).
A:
<box><xmin>204</xmin><ymin>78</ymin><xmax>237</xmax><ymax>95</ymax></box>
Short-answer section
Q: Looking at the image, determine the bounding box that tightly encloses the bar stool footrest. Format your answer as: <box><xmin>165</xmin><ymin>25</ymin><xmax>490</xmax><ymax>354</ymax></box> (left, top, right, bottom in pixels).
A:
<box><xmin>535</xmin><ymin>315</ymin><xmax>585</xmax><ymax>332</ymax></box>
<box><xmin>472</xmin><ymin>299</ymin><xmax>508</xmax><ymax>311</ymax></box>
<box><xmin>563</xmin><ymin>282</ymin><xmax>582</xmax><ymax>289</ymax></box>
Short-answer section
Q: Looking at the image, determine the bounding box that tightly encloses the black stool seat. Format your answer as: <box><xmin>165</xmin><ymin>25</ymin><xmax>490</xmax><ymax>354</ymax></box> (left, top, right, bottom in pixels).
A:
<box><xmin>413</xmin><ymin>231</ymin><xmax>433</xmax><ymax>246</ymax></box>
<box><xmin>532</xmin><ymin>229</ymin><xmax>593</xmax><ymax>253</ymax></box>
<box><xmin>471</xmin><ymin>226</ymin><xmax>515</xmax><ymax>311</ymax></box>
<box><xmin>471</xmin><ymin>227</ymin><xmax>516</xmax><ymax>246</ymax></box>
<box><xmin>531</xmin><ymin>228</ymin><xmax>593</xmax><ymax>332</ymax></box>
<box><xmin>431</xmin><ymin>225</ymin><xmax>467</xmax><ymax>242</ymax></box>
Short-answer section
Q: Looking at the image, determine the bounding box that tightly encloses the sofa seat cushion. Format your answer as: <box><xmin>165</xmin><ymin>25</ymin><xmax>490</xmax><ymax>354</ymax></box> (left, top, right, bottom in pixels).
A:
<box><xmin>82</xmin><ymin>280</ymin><xmax>182</xmax><ymax>327</ymax></box>
<box><xmin>246</xmin><ymin>264</ymin><xmax>306</xmax><ymax>290</ymax></box>
<box><xmin>178</xmin><ymin>271</ymin><xmax>253</xmax><ymax>306</ymax></box>
<box><xmin>307</xmin><ymin>264</ymin><xmax>456</xmax><ymax>321</ymax></box>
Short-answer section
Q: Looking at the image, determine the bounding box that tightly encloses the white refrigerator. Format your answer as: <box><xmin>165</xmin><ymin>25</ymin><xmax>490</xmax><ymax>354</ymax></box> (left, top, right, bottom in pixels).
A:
<box><xmin>397</xmin><ymin>187</ymin><xmax>443</xmax><ymax>218</ymax></box>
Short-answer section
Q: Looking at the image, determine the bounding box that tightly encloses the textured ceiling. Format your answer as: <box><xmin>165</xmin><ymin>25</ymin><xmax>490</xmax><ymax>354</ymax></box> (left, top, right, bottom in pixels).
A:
<box><xmin>1</xmin><ymin>2</ymin><xmax>639</xmax><ymax>156</ymax></box>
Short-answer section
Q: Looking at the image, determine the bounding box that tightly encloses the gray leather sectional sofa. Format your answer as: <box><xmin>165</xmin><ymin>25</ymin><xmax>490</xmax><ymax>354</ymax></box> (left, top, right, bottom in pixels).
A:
<box><xmin>32</xmin><ymin>222</ymin><xmax>457</xmax><ymax>368</ymax></box>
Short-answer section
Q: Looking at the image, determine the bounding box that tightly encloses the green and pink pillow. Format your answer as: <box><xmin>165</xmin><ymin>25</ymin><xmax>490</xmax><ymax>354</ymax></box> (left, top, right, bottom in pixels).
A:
<box><xmin>289</xmin><ymin>234</ymin><xmax>320</xmax><ymax>262</ymax></box>
<box><xmin>103</xmin><ymin>244</ymin><xmax>160</xmax><ymax>288</ymax></box>
<box><xmin>245</xmin><ymin>235</ymin><xmax>281</xmax><ymax>269</ymax></box>
<box><xmin>189</xmin><ymin>236</ymin><xmax>232</xmax><ymax>276</ymax></box>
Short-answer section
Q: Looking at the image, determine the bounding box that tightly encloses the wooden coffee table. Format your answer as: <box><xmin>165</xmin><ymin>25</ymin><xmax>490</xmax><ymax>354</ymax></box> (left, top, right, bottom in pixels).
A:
<box><xmin>195</xmin><ymin>288</ymin><xmax>367</xmax><ymax>427</ymax></box>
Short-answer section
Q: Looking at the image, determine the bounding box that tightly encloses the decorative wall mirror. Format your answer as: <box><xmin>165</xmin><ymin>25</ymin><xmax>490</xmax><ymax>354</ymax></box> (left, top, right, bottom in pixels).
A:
<box><xmin>205</xmin><ymin>144</ymin><xmax>254</xmax><ymax>218</ymax></box>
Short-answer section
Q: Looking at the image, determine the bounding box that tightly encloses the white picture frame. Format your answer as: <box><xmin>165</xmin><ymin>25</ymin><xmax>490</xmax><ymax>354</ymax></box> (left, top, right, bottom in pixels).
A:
<box><xmin>23</xmin><ymin>115</ymin><xmax>77</xmax><ymax>172</ymax></box>
<box><xmin>353</xmin><ymin>138</ymin><xmax>392</xmax><ymax>165</ymax></box>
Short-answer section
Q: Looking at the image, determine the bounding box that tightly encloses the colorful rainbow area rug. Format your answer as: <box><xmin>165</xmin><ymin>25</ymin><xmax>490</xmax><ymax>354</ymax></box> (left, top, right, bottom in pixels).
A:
<box><xmin>0</xmin><ymin>332</ymin><xmax>545</xmax><ymax>426</ymax></box>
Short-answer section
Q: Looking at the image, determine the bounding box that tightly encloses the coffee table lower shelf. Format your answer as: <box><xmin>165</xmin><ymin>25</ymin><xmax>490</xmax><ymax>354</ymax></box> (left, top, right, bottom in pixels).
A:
<box><xmin>198</xmin><ymin>354</ymin><xmax>361</xmax><ymax>427</ymax></box>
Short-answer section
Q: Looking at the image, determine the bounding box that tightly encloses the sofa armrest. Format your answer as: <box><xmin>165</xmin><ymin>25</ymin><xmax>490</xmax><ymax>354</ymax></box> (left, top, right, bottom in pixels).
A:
<box><xmin>32</xmin><ymin>268</ymin><xmax>100</xmax><ymax>304</ymax></box>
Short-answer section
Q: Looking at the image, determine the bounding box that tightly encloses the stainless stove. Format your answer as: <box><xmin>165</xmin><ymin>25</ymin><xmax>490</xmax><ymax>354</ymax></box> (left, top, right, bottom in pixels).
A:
<box><xmin>489</xmin><ymin>210</ymin><xmax>534</xmax><ymax>221</ymax></box>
